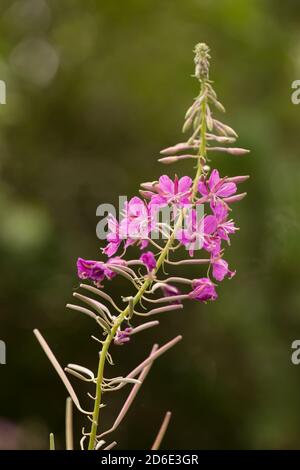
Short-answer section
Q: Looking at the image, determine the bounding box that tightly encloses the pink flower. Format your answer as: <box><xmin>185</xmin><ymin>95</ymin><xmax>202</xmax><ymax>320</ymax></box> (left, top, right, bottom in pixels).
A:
<box><xmin>150</xmin><ymin>175</ymin><xmax>193</xmax><ymax>208</ymax></box>
<box><xmin>106</xmin><ymin>256</ymin><xmax>128</xmax><ymax>279</ymax></box>
<box><xmin>140</xmin><ymin>251</ymin><xmax>156</xmax><ymax>272</ymax></box>
<box><xmin>212</xmin><ymin>201</ymin><xmax>238</xmax><ymax>243</ymax></box>
<box><xmin>103</xmin><ymin>215</ymin><xmax>123</xmax><ymax>257</ymax></box>
<box><xmin>189</xmin><ymin>278</ymin><xmax>217</xmax><ymax>302</ymax></box>
<box><xmin>114</xmin><ymin>327</ymin><xmax>133</xmax><ymax>346</ymax></box>
<box><xmin>198</xmin><ymin>169</ymin><xmax>237</xmax><ymax>205</ymax></box>
<box><xmin>120</xmin><ymin>197</ymin><xmax>154</xmax><ymax>246</ymax></box>
<box><xmin>108</xmin><ymin>256</ymin><xmax>127</xmax><ymax>267</ymax></box>
<box><xmin>77</xmin><ymin>256</ymin><xmax>127</xmax><ymax>286</ymax></box>
<box><xmin>162</xmin><ymin>284</ymin><xmax>182</xmax><ymax>305</ymax></box>
<box><xmin>211</xmin><ymin>258</ymin><xmax>236</xmax><ymax>281</ymax></box>
<box><xmin>77</xmin><ymin>258</ymin><xmax>112</xmax><ymax>285</ymax></box>
<box><xmin>103</xmin><ymin>198</ymin><xmax>156</xmax><ymax>256</ymax></box>
<box><xmin>176</xmin><ymin>209</ymin><xmax>217</xmax><ymax>255</ymax></box>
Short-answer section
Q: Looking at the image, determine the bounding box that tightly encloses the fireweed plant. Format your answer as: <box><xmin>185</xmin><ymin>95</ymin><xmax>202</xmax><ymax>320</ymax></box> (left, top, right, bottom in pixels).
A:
<box><xmin>34</xmin><ymin>43</ymin><xmax>249</xmax><ymax>450</ymax></box>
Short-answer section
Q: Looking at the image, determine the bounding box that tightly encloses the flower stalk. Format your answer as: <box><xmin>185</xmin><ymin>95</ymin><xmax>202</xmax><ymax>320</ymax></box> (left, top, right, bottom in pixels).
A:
<box><xmin>34</xmin><ymin>42</ymin><xmax>249</xmax><ymax>450</ymax></box>
<box><xmin>88</xmin><ymin>43</ymin><xmax>211</xmax><ymax>450</ymax></box>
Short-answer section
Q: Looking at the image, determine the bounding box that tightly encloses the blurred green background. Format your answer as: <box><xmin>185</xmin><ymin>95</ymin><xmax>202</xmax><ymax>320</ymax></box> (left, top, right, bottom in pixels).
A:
<box><xmin>0</xmin><ymin>0</ymin><xmax>300</xmax><ymax>450</ymax></box>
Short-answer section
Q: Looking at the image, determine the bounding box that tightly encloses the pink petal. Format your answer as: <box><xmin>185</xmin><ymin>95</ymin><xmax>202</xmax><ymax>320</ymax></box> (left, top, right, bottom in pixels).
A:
<box><xmin>158</xmin><ymin>175</ymin><xmax>174</xmax><ymax>195</ymax></box>
<box><xmin>103</xmin><ymin>241</ymin><xmax>120</xmax><ymax>257</ymax></box>
<box><xmin>217</xmin><ymin>227</ymin><xmax>230</xmax><ymax>242</ymax></box>
<box><xmin>212</xmin><ymin>259</ymin><xmax>228</xmax><ymax>281</ymax></box>
<box><xmin>149</xmin><ymin>194</ymin><xmax>168</xmax><ymax>207</ymax></box>
<box><xmin>212</xmin><ymin>201</ymin><xmax>228</xmax><ymax>222</ymax></box>
<box><xmin>216</xmin><ymin>182</ymin><xmax>237</xmax><ymax>198</ymax></box>
<box><xmin>178</xmin><ymin>176</ymin><xmax>193</xmax><ymax>193</ymax></box>
<box><xmin>107</xmin><ymin>215</ymin><xmax>119</xmax><ymax>233</ymax></box>
<box><xmin>198</xmin><ymin>180</ymin><xmax>209</xmax><ymax>196</ymax></box>
<box><xmin>176</xmin><ymin>229</ymin><xmax>192</xmax><ymax>245</ymax></box>
<box><xmin>208</xmin><ymin>169</ymin><xmax>220</xmax><ymax>189</ymax></box>
<box><xmin>129</xmin><ymin>196</ymin><xmax>144</xmax><ymax>206</ymax></box>
<box><xmin>212</xmin><ymin>258</ymin><xmax>236</xmax><ymax>281</ymax></box>
<box><xmin>203</xmin><ymin>215</ymin><xmax>218</xmax><ymax>234</ymax></box>
<box><xmin>139</xmin><ymin>239</ymin><xmax>149</xmax><ymax>249</ymax></box>
<box><xmin>106</xmin><ymin>232</ymin><xmax>119</xmax><ymax>243</ymax></box>
<box><xmin>128</xmin><ymin>197</ymin><xmax>146</xmax><ymax>217</ymax></box>
<box><xmin>140</xmin><ymin>251</ymin><xmax>156</xmax><ymax>271</ymax></box>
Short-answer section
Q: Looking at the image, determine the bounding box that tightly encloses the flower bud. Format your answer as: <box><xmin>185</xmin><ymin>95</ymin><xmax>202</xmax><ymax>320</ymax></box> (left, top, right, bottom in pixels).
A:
<box><xmin>158</xmin><ymin>154</ymin><xmax>197</xmax><ymax>164</ymax></box>
<box><xmin>225</xmin><ymin>148</ymin><xmax>250</xmax><ymax>156</ymax></box>
<box><xmin>140</xmin><ymin>181</ymin><xmax>158</xmax><ymax>190</ymax></box>
<box><xmin>227</xmin><ymin>175</ymin><xmax>250</xmax><ymax>184</ymax></box>
<box><xmin>139</xmin><ymin>190</ymin><xmax>154</xmax><ymax>199</ymax></box>
<box><xmin>223</xmin><ymin>192</ymin><xmax>247</xmax><ymax>203</ymax></box>
<box><xmin>207</xmin><ymin>147</ymin><xmax>250</xmax><ymax>156</ymax></box>
<box><xmin>160</xmin><ymin>142</ymin><xmax>195</xmax><ymax>155</ymax></box>
<box><xmin>213</xmin><ymin>120</ymin><xmax>238</xmax><ymax>138</ymax></box>
<box><xmin>194</xmin><ymin>43</ymin><xmax>211</xmax><ymax>80</ymax></box>
<box><xmin>158</xmin><ymin>156</ymin><xmax>179</xmax><ymax>164</ymax></box>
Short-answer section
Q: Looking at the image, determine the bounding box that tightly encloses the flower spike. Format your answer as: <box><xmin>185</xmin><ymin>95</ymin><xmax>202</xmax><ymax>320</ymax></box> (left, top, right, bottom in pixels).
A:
<box><xmin>34</xmin><ymin>43</ymin><xmax>249</xmax><ymax>450</ymax></box>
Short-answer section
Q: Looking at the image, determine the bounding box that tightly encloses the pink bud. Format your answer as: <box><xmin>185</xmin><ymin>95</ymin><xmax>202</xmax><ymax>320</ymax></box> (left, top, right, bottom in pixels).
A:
<box><xmin>139</xmin><ymin>190</ymin><xmax>154</xmax><ymax>199</ymax></box>
<box><xmin>207</xmin><ymin>134</ymin><xmax>236</xmax><ymax>143</ymax></box>
<box><xmin>158</xmin><ymin>156</ymin><xmax>179</xmax><ymax>164</ymax></box>
<box><xmin>160</xmin><ymin>142</ymin><xmax>196</xmax><ymax>155</ymax></box>
<box><xmin>213</xmin><ymin>120</ymin><xmax>238</xmax><ymax>138</ymax></box>
<box><xmin>158</xmin><ymin>154</ymin><xmax>196</xmax><ymax>164</ymax></box>
<box><xmin>207</xmin><ymin>147</ymin><xmax>250</xmax><ymax>156</ymax></box>
<box><xmin>226</xmin><ymin>147</ymin><xmax>250</xmax><ymax>156</ymax></box>
<box><xmin>227</xmin><ymin>175</ymin><xmax>250</xmax><ymax>184</ymax></box>
<box><xmin>140</xmin><ymin>181</ymin><xmax>158</xmax><ymax>191</ymax></box>
<box><xmin>223</xmin><ymin>192</ymin><xmax>247</xmax><ymax>203</ymax></box>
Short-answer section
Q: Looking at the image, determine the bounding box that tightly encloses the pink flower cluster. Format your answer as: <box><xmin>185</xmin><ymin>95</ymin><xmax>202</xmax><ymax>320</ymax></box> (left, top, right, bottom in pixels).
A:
<box><xmin>77</xmin><ymin>169</ymin><xmax>248</xmax><ymax>305</ymax></box>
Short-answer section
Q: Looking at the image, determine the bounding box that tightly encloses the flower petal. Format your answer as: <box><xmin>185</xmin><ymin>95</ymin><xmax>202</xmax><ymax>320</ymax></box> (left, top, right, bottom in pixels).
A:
<box><xmin>140</xmin><ymin>251</ymin><xmax>156</xmax><ymax>271</ymax></box>
<box><xmin>208</xmin><ymin>169</ymin><xmax>220</xmax><ymax>189</ymax></box>
<box><xmin>203</xmin><ymin>215</ymin><xmax>217</xmax><ymax>234</ymax></box>
<box><xmin>178</xmin><ymin>176</ymin><xmax>193</xmax><ymax>193</ymax></box>
<box><xmin>212</xmin><ymin>201</ymin><xmax>228</xmax><ymax>222</ymax></box>
<box><xmin>198</xmin><ymin>179</ymin><xmax>209</xmax><ymax>196</ymax></box>
<box><xmin>158</xmin><ymin>175</ymin><xmax>174</xmax><ymax>195</ymax></box>
<box><xmin>216</xmin><ymin>182</ymin><xmax>237</xmax><ymax>198</ymax></box>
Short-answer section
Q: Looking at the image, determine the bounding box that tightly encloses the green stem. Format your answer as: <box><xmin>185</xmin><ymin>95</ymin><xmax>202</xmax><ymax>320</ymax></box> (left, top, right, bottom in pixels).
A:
<box><xmin>88</xmin><ymin>81</ymin><xmax>208</xmax><ymax>451</ymax></box>
<box><xmin>192</xmin><ymin>82</ymin><xmax>207</xmax><ymax>196</ymax></box>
